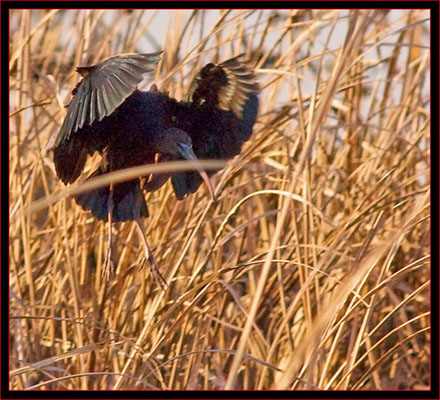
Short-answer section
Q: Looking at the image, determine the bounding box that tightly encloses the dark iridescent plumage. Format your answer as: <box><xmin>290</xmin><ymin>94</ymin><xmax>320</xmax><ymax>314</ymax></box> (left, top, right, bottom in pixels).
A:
<box><xmin>53</xmin><ymin>52</ymin><xmax>259</xmax><ymax>281</ymax></box>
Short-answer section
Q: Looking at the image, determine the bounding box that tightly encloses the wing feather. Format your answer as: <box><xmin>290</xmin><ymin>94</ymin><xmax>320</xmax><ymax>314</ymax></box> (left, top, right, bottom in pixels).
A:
<box><xmin>184</xmin><ymin>55</ymin><xmax>259</xmax><ymax>119</ymax></box>
<box><xmin>55</xmin><ymin>51</ymin><xmax>162</xmax><ymax>146</ymax></box>
<box><xmin>172</xmin><ymin>57</ymin><xmax>259</xmax><ymax>199</ymax></box>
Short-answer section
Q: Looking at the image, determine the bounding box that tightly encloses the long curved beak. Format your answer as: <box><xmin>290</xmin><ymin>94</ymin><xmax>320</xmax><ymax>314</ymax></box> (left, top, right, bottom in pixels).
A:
<box><xmin>178</xmin><ymin>143</ymin><xmax>216</xmax><ymax>201</ymax></box>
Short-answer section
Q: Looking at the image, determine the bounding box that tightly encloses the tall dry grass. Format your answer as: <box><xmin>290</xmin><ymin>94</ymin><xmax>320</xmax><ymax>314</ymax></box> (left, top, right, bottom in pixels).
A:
<box><xmin>9</xmin><ymin>9</ymin><xmax>430</xmax><ymax>390</ymax></box>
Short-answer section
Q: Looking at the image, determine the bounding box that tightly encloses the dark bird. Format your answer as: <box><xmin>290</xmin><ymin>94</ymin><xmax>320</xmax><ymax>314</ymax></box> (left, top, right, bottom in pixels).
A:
<box><xmin>53</xmin><ymin>52</ymin><xmax>259</xmax><ymax>286</ymax></box>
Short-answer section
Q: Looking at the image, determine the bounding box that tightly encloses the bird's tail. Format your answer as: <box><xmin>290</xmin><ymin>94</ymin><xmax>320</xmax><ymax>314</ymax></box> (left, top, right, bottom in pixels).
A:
<box><xmin>74</xmin><ymin>167</ymin><xmax>148</xmax><ymax>223</ymax></box>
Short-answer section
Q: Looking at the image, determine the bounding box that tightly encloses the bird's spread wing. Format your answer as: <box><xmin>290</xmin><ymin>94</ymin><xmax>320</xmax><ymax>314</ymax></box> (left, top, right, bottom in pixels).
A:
<box><xmin>55</xmin><ymin>52</ymin><xmax>162</xmax><ymax>146</ymax></box>
<box><xmin>184</xmin><ymin>55</ymin><xmax>259</xmax><ymax>119</ymax></box>
<box><xmin>172</xmin><ymin>56</ymin><xmax>259</xmax><ymax>199</ymax></box>
<box><xmin>216</xmin><ymin>56</ymin><xmax>259</xmax><ymax>119</ymax></box>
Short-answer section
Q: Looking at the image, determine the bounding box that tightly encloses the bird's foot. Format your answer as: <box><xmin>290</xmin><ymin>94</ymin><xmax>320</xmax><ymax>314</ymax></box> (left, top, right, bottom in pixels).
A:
<box><xmin>102</xmin><ymin>245</ymin><xmax>117</xmax><ymax>280</ymax></box>
<box><xmin>141</xmin><ymin>254</ymin><xmax>168</xmax><ymax>291</ymax></box>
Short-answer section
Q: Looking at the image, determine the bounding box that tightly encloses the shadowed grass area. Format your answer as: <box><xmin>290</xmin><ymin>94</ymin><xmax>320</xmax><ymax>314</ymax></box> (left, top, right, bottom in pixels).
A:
<box><xmin>9</xmin><ymin>9</ymin><xmax>430</xmax><ymax>390</ymax></box>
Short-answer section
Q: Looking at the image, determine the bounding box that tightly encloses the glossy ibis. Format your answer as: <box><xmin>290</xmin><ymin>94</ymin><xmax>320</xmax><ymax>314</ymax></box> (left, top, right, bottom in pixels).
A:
<box><xmin>53</xmin><ymin>52</ymin><xmax>259</xmax><ymax>287</ymax></box>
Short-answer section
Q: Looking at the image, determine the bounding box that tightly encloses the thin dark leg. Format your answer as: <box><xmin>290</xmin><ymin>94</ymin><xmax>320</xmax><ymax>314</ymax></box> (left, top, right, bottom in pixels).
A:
<box><xmin>134</xmin><ymin>217</ymin><xmax>167</xmax><ymax>290</ymax></box>
<box><xmin>103</xmin><ymin>182</ymin><xmax>116</xmax><ymax>279</ymax></box>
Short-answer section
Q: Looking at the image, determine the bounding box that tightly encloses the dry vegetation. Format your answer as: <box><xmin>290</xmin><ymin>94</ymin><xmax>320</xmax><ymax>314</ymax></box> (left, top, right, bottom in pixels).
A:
<box><xmin>9</xmin><ymin>9</ymin><xmax>430</xmax><ymax>390</ymax></box>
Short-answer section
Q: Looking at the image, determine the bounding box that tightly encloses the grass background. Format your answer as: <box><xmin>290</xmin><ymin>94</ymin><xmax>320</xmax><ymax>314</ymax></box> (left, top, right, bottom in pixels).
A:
<box><xmin>9</xmin><ymin>9</ymin><xmax>430</xmax><ymax>390</ymax></box>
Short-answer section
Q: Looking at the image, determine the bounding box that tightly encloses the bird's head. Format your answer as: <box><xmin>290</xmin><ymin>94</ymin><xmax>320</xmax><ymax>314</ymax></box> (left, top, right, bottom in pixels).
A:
<box><xmin>156</xmin><ymin>128</ymin><xmax>216</xmax><ymax>201</ymax></box>
<box><xmin>155</xmin><ymin>128</ymin><xmax>191</xmax><ymax>156</ymax></box>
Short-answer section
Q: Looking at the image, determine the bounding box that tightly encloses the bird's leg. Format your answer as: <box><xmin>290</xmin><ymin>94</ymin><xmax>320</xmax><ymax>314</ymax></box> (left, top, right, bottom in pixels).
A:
<box><xmin>134</xmin><ymin>217</ymin><xmax>167</xmax><ymax>290</ymax></box>
<box><xmin>103</xmin><ymin>182</ymin><xmax>116</xmax><ymax>279</ymax></box>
